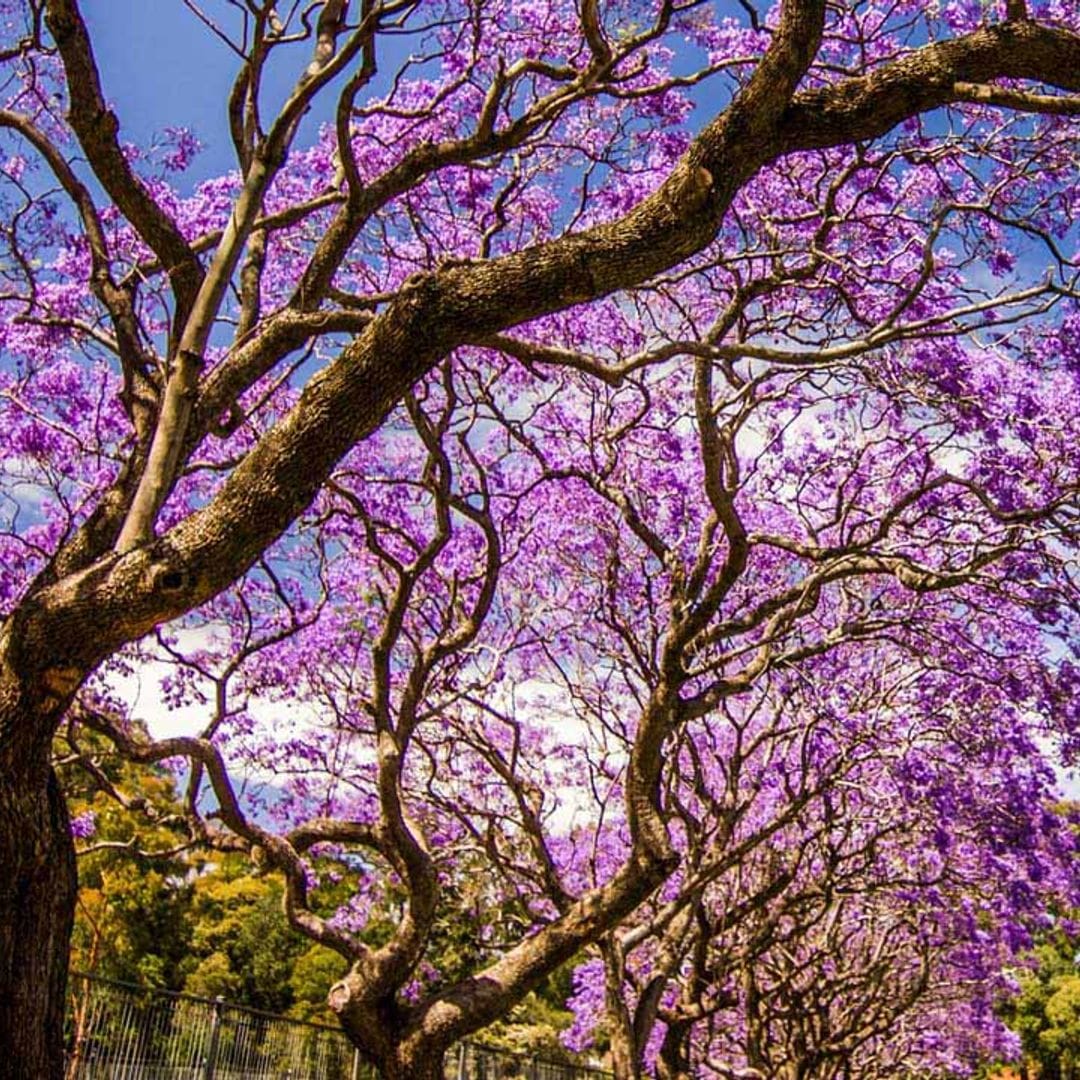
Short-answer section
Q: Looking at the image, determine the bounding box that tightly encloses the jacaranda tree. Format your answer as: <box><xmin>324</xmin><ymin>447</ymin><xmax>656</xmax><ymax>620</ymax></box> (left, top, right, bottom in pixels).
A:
<box><xmin>0</xmin><ymin>0</ymin><xmax>1078</xmax><ymax>1076</ymax></box>
<box><xmin>562</xmin><ymin>653</ymin><xmax>1077</xmax><ymax>1079</ymax></box>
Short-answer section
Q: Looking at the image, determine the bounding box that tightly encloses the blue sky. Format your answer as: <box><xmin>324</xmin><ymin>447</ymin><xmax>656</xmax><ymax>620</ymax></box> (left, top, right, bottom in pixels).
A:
<box><xmin>80</xmin><ymin>0</ymin><xmax>397</xmax><ymax>188</ymax></box>
<box><xmin>82</xmin><ymin>1</ymin><xmax>243</xmax><ymax>185</ymax></box>
<box><xmin>76</xmin><ymin>1</ymin><xmax>726</xmax><ymax>191</ymax></box>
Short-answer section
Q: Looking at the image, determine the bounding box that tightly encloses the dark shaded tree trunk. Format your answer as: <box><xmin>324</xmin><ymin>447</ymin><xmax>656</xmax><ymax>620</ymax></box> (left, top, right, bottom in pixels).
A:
<box><xmin>0</xmin><ymin>754</ymin><xmax>77</xmax><ymax>1080</ymax></box>
<box><xmin>331</xmin><ymin>995</ymin><xmax>451</xmax><ymax>1080</ymax></box>
<box><xmin>655</xmin><ymin>1020</ymin><xmax>693</xmax><ymax>1080</ymax></box>
<box><xmin>601</xmin><ymin>938</ymin><xmax>641</xmax><ymax>1080</ymax></box>
<box><xmin>607</xmin><ymin>1020</ymin><xmax>639</xmax><ymax>1080</ymax></box>
<box><xmin>381</xmin><ymin>1050</ymin><xmax>447</xmax><ymax>1080</ymax></box>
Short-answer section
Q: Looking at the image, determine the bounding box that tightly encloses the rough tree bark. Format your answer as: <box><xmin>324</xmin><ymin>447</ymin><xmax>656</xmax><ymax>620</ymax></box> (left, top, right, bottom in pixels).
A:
<box><xmin>0</xmin><ymin>732</ymin><xmax>76</xmax><ymax>1078</ymax></box>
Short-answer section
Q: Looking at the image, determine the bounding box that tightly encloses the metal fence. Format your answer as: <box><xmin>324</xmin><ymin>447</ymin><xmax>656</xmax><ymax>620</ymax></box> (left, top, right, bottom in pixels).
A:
<box><xmin>451</xmin><ymin>1044</ymin><xmax>611</xmax><ymax>1080</ymax></box>
<box><xmin>65</xmin><ymin>973</ymin><xmax>611</xmax><ymax>1080</ymax></box>
<box><xmin>65</xmin><ymin>973</ymin><xmax>360</xmax><ymax>1080</ymax></box>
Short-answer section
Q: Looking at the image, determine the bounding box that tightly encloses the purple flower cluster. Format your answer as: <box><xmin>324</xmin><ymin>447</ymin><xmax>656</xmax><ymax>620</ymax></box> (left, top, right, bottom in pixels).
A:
<box><xmin>0</xmin><ymin>0</ymin><xmax>1077</xmax><ymax>1071</ymax></box>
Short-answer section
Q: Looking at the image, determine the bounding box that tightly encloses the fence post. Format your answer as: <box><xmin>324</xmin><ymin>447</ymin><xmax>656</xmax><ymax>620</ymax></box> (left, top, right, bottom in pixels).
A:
<box><xmin>203</xmin><ymin>996</ymin><xmax>224</xmax><ymax>1080</ymax></box>
<box><xmin>456</xmin><ymin>1042</ymin><xmax>467</xmax><ymax>1080</ymax></box>
<box><xmin>352</xmin><ymin>1047</ymin><xmax>362</xmax><ymax>1080</ymax></box>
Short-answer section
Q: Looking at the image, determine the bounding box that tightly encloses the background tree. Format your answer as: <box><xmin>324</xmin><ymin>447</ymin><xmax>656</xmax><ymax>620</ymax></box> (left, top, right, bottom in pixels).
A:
<box><xmin>564</xmin><ymin>653</ymin><xmax>1076</xmax><ymax>1080</ymax></box>
<box><xmin>1006</xmin><ymin>929</ymin><xmax>1080</xmax><ymax>1080</ymax></box>
<box><xmin>0</xmin><ymin>0</ymin><xmax>1078</xmax><ymax>1076</ymax></box>
<box><xmin>999</xmin><ymin>824</ymin><xmax>1080</xmax><ymax>1080</ymax></box>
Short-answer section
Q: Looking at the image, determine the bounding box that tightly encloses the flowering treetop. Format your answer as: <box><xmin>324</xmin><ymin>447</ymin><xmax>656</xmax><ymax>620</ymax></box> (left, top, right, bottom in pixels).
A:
<box><xmin>0</xmin><ymin>1</ymin><xmax>1078</xmax><ymax>1077</ymax></box>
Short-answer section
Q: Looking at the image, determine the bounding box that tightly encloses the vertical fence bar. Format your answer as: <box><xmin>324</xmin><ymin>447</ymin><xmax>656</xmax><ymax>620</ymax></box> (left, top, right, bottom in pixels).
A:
<box><xmin>202</xmin><ymin>996</ymin><xmax>224</xmax><ymax>1080</ymax></box>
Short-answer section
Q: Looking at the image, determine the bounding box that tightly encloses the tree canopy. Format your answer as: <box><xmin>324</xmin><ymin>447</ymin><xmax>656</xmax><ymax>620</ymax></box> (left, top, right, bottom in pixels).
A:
<box><xmin>0</xmin><ymin>1</ymin><xmax>1078</xmax><ymax>1077</ymax></box>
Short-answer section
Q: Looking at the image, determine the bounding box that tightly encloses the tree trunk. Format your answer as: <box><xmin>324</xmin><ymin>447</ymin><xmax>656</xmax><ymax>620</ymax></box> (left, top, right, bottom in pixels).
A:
<box><xmin>601</xmin><ymin>938</ymin><xmax>640</xmax><ymax>1080</ymax></box>
<box><xmin>368</xmin><ymin>1041</ymin><xmax>448</xmax><ymax>1080</ymax></box>
<box><xmin>655</xmin><ymin>1020</ymin><xmax>693</xmax><ymax>1080</ymax></box>
<box><xmin>0</xmin><ymin>754</ymin><xmax>77</xmax><ymax>1080</ymax></box>
<box><xmin>333</xmin><ymin>997</ymin><xmax>449</xmax><ymax>1080</ymax></box>
<box><xmin>390</xmin><ymin>1051</ymin><xmax>447</xmax><ymax>1080</ymax></box>
<box><xmin>607</xmin><ymin>1017</ymin><xmax>640</xmax><ymax>1080</ymax></box>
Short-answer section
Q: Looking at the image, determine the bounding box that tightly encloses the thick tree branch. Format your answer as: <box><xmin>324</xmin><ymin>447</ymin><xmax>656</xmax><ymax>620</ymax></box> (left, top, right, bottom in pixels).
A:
<box><xmin>778</xmin><ymin>21</ymin><xmax>1080</xmax><ymax>151</ymax></box>
<box><xmin>16</xmin><ymin>2</ymin><xmax>1080</xmax><ymax>787</ymax></box>
<box><xmin>952</xmin><ymin>79</ymin><xmax>1080</xmax><ymax>114</ymax></box>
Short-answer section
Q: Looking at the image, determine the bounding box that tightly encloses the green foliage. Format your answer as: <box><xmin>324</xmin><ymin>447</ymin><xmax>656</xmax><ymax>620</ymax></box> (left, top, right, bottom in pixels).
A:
<box><xmin>179</xmin><ymin>856</ymin><xmax>349</xmax><ymax>1015</ymax></box>
<box><xmin>1004</xmin><ymin>930</ymin><xmax>1080</xmax><ymax>1080</ymax></box>
<box><xmin>181</xmin><ymin>949</ymin><xmax>243</xmax><ymax>1000</ymax></box>
<box><xmin>287</xmin><ymin>945</ymin><xmax>350</xmax><ymax>1025</ymax></box>
<box><xmin>58</xmin><ymin>725</ymin><xmax>193</xmax><ymax>986</ymax></box>
<box><xmin>182</xmin><ymin>860</ymin><xmax>291</xmax><ymax>1010</ymax></box>
<box><xmin>473</xmin><ymin>990</ymin><xmax>578</xmax><ymax>1062</ymax></box>
<box><xmin>59</xmin><ymin>730</ymin><xmax>339</xmax><ymax>1014</ymax></box>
